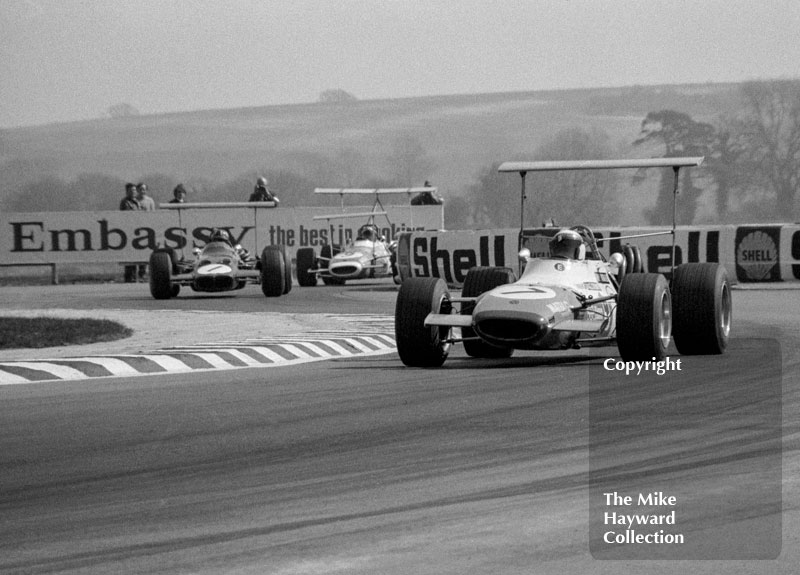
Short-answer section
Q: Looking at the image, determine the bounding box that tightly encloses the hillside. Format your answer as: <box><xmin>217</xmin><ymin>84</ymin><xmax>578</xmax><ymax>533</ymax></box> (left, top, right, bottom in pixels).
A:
<box><xmin>1</xmin><ymin>83</ymin><xmax>742</xmax><ymax>221</ymax></box>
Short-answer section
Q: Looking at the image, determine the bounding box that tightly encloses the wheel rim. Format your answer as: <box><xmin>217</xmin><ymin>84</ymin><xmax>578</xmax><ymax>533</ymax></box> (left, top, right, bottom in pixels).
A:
<box><xmin>719</xmin><ymin>282</ymin><xmax>732</xmax><ymax>338</ymax></box>
<box><xmin>658</xmin><ymin>290</ymin><xmax>672</xmax><ymax>348</ymax></box>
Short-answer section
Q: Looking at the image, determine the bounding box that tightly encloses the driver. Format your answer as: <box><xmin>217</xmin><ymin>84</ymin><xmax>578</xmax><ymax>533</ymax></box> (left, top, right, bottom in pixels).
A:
<box><xmin>209</xmin><ymin>228</ymin><xmax>233</xmax><ymax>245</ymax></box>
<box><xmin>357</xmin><ymin>225</ymin><xmax>376</xmax><ymax>241</ymax></box>
<box><xmin>549</xmin><ymin>229</ymin><xmax>585</xmax><ymax>259</ymax></box>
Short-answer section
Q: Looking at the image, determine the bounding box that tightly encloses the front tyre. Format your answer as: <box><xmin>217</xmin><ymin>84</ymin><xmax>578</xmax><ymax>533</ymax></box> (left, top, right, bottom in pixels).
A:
<box><xmin>149</xmin><ymin>251</ymin><xmax>174</xmax><ymax>299</ymax></box>
<box><xmin>616</xmin><ymin>273</ymin><xmax>671</xmax><ymax>361</ymax></box>
<box><xmin>672</xmin><ymin>263</ymin><xmax>731</xmax><ymax>355</ymax></box>
<box><xmin>260</xmin><ymin>245</ymin><xmax>287</xmax><ymax>297</ymax></box>
<box><xmin>395</xmin><ymin>277</ymin><xmax>452</xmax><ymax>367</ymax></box>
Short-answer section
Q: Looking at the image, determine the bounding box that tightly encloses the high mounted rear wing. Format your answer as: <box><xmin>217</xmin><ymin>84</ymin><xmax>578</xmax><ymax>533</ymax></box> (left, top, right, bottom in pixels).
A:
<box><xmin>498</xmin><ymin>157</ymin><xmax>705</xmax><ymax>277</ymax></box>
<box><xmin>497</xmin><ymin>157</ymin><xmax>704</xmax><ymax>173</ymax></box>
<box><xmin>313</xmin><ymin>186</ymin><xmax>442</xmax><ymax>229</ymax></box>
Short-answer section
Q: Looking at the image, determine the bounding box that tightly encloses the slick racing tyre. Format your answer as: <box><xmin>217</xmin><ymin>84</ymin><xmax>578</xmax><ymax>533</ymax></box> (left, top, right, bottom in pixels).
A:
<box><xmin>395</xmin><ymin>277</ymin><xmax>452</xmax><ymax>367</ymax></box>
<box><xmin>461</xmin><ymin>266</ymin><xmax>516</xmax><ymax>358</ymax></box>
<box><xmin>671</xmin><ymin>263</ymin><xmax>731</xmax><ymax>355</ymax></box>
<box><xmin>260</xmin><ymin>245</ymin><xmax>287</xmax><ymax>297</ymax></box>
<box><xmin>296</xmin><ymin>247</ymin><xmax>318</xmax><ymax>287</ymax></box>
<box><xmin>280</xmin><ymin>244</ymin><xmax>292</xmax><ymax>294</ymax></box>
<box><xmin>616</xmin><ymin>273</ymin><xmax>671</xmax><ymax>361</ymax></box>
<box><xmin>149</xmin><ymin>250</ymin><xmax>174</xmax><ymax>300</ymax></box>
<box><xmin>320</xmin><ymin>244</ymin><xmax>345</xmax><ymax>286</ymax></box>
<box><xmin>624</xmin><ymin>244</ymin><xmax>643</xmax><ymax>274</ymax></box>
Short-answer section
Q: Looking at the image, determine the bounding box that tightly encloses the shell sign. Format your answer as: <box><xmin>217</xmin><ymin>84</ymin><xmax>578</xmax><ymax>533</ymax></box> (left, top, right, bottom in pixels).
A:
<box><xmin>735</xmin><ymin>227</ymin><xmax>780</xmax><ymax>281</ymax></box>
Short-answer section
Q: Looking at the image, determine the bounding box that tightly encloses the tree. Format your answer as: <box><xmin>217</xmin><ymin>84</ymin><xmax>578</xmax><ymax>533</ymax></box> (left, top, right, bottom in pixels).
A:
<box><xmin>738</xmin><ymin>80</ymin><xmax>800</xmax><ymax>219</ymax></box>
<box><xmin>107</xmin><ymin>103</ymin><xmax>139</xmax><ymax>118</ymax></box>
<box><xmin>391</xmin><ymin>134</ymin><xmax>435</xmax><ymax>185</ymax></box>
<box><xmin>318</xmin><ymin>89</ymin><xmax>358</xmax><ymax>103</ymax></box>
<box><xmin>633</xmin><ymin>110</ymin><xmax>716</xmax><ymax>225</ymax></box>
<box><xmin>468</xmin><ymin>127</ymin><xmax>619</xmax><ymax>228</ymax></box>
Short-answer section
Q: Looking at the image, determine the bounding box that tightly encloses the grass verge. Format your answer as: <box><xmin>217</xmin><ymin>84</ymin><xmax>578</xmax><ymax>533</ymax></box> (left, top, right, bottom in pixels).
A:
<box><xmin>0</xmin><ymin>317</ymin><xmax>133</xmax><ymax>349</ymax></box>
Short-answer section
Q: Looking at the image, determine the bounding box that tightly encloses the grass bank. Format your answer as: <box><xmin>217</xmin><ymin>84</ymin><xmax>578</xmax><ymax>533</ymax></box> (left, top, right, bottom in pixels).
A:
<box><xmin>0</xmin><ymin>317</ymin><xmax>133</xmax><ymax>349</ymax></box>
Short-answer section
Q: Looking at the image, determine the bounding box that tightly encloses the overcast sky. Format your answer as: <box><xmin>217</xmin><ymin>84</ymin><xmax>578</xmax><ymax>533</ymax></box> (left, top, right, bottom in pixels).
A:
<box><xmin>2</xmin><ymin>0</ymin><xmax>799</xmax><ymax>128</ymax></box>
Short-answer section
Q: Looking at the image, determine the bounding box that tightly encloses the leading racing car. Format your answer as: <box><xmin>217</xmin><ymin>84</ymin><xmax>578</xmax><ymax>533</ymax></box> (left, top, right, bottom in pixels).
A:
<box><xmin>148</xmin><ymin>228</ymin><xmax>292</xmax><ymax>299</ymax></box>
<box><xmin>395</xmin><ymin>157</ymin><xmax>732</xmax><ymax>366</ymax></box>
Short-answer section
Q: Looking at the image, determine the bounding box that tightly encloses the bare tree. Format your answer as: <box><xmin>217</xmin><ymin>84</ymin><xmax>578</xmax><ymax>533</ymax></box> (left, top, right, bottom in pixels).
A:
<box><xmin>633</xmin><ymin>110</ymin><xmax>716</xmax><ymax>224</ymax></box>
<box><xmin>738</xmin><ymin>80</ymin><xmax>800</xmax><ymax>219</ymax></box>
<box><xmin>107</xmin><ymin>103</ymin><xmax>140</xmax><ymax>118</ymax></box>
<box><xmin>391</xmin><ymin>134</ymin><xmax>435</xmax><ymax>185</ymax></box>
<box><xmin>318</xmin><ymin>89</ymin><xmax>358</xmax><ymax>103</ymax></box>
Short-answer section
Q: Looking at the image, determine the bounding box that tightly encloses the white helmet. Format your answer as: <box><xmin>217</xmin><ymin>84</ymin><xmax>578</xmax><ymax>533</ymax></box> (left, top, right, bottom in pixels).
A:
<box><xmin>256</xmin><ymin>176</ymin><xmax>268</xmax><ymax>187</ymax></box>
<box><xmin>549</xmin><ymin>229</ymin><xmax>585</xmax><ymax>259</ymax></box>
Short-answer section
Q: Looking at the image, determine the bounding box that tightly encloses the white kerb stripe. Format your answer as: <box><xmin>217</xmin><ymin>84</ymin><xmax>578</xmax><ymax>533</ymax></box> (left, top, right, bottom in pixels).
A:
<box><xmin>279</xmin><ymin>344</ymin><xmax>313</xmax><ymax>359</ymax></box>
<box><xmin>246</xmin><ymin>347</ymin><xmax>291</xmax><ymax>363</ymax></box>
<box><xmin>73</xmin><ymin>358</ymin><xmax>141</xmax><ymax>377</ymax></box>
<box><xmin>1</xmin><ymin>362</ymin><xmax>87</xmax><ymax>380</ymax></box>
<box><xmin>140</xmin><ymin>355</ymin><xmax>196</xmax><ymax>372</ymax></box>
<box><xmin>0</xmin><ymin>369</ymin><xmax>32</xmax><ymax>384</ymax></box>
<box><xmin>193</xmin><ymin>353</ymin><xmax>235</xmax><ymax>369</ymax></box>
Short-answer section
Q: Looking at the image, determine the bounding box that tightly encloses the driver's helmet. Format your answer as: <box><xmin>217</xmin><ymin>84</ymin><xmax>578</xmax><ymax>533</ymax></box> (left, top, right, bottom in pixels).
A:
<box><xmin>357</xmin><ymin>225</ymin><xmax>376</xmax><ymax>241</ymax></box>
<box><xmin>209</xmin><ymin>228</ymin><xmax>231</xmax><ymax>245</ymax></box>
<box><xmin>256</xmin><ymin>176</ymin><xmax>268</xmax><ymax>187</ymax></box>
<box><xmin>549</xmin><ymin>229</ymin><xmax>585</xmax><ymax>259</ymax></box>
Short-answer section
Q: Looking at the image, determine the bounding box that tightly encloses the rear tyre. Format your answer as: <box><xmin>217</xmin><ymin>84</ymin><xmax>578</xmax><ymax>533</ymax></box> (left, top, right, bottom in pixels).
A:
<box><xmin>461</xmin><ymin>266</ymin><xmax>516</xmax><ymax>358</ymax></box>
<box><xmin>671</xmin><ymin>263</ymin><xmax>731</xmax><ymax>355</ymax></box>
<box><xmin>296</xmin><ymin>247</ymin><xmax>318</xmax><ymax>287</ymax></box>
<box><xmin>395</xmin><ymin>277</ymin><xmax>452</xmax><ymax>367</ymax></box>
<box><xmin>320</xmin><ymin>244</ymin><xmax>346</xmax><ymax>285</ymax></box>
<box><xmin>616</xmin><ymin>273</ymin><xmax>671</xmax><ymax>361</ymax></box>
<box><xmin>260</xmin><ymin>245</ymin><xmax>286</xmax><ymax>297</ymax></box>
<box><xmin>149</xmin><ymin>251</ymin><xmax>174</xmax><ymax>300</ymax></box>
<box><xmin>631</xmin><ymin>246</ymin><xmax>644</xmax><ymax>274</ymax></box>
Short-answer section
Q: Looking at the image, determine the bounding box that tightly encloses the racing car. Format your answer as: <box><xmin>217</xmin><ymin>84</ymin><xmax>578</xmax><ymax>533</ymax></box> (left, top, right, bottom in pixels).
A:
<box><xmin>148</xmin><ymin>229</ymin><xmax>292</xmax><ymax>299</ymax></box>
<box><xmin>296</xmin><ymin>221</ymin><xmax>397</xmax><ymax>286</ymax></box>
<box><xmin>295</xmin><ymin>186</ymin><xmax>435</xmax><ymax>286</ymax></box>
<box><xmin>395</xmin><ymin>157</ymin><xmax>732</xmax><ymax>367</ymax></box>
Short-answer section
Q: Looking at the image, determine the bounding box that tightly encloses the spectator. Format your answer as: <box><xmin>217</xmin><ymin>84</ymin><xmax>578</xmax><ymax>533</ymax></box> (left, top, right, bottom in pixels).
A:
<box><xmin>119</xmin><ymin>183</ymin><xmax>139</xmax><ymax>282</ymax></box>
<box><xmin>410</xmin><ymin>180</ymin><xmax>444</xmax><ymax>206</ymax></box>
<box><xmin>136</xmin><ymin>182</ymin><xmax>156</xmax><ymax>211</ymax></box>
<box><xmin>169</xmin><ymin>184</ymin><xmax>187</xmax><ymax>204</ymax></box>
<box><xmin>249</xmin><ymin>176</ymin><xmax>280</xmax><ymax>205</ymax></box>
<box><xmin>120</xmin><ymin>182</ymin><xmax>139</xmax><ymax>211</ymax></box>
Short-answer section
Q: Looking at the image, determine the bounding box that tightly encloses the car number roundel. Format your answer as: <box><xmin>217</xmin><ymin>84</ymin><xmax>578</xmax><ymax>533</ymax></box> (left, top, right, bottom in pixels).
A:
<box><xmin>495</xmin><ymin>286</ymin><xmax>556</xmax><ymax>300</ymax></box>
<box><xmin>197</xmin><ymin>263</ymin><xmax>232</xmax><ymax>275</ymax></box>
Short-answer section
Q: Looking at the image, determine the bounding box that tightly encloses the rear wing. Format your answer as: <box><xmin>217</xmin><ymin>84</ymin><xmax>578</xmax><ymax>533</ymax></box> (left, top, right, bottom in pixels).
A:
<box><xmin>313</xmin><ymin>210</ymin><xmax>388</xmax><ymax>221</ymax></box>
<box><xmin>314</xmin><ymin>187</ymin><xmax>438</xmax><ymax>195</ymax></box>
<box><xmin>498</xmin><ymin>157</ymin><xmax>704</xmax><ymax>173</ymax></box>
<box><xmin>314</xmin><ymin>186</ymin><xmax>442</xmax><ymax>230</ymax></box>
<box><xmin>498</xmin><ymin>157</ymin><xmax>705</xmax><ymax>277</ymax></box>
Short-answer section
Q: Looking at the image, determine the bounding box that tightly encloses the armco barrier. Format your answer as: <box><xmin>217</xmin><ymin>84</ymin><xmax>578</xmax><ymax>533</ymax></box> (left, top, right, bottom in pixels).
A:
<box><xmin>396</xmin><ymin>224</ymin><xmax>800</xmax><ymax>286</ymax></box>
<box><xmin>0</xmin><ymin>205</ymin><xmax>442</xmax><ymax>281</ymax></box>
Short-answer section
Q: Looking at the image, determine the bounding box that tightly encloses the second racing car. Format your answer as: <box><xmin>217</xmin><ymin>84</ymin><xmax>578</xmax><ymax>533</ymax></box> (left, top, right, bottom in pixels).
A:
<box><xmin>148</xmin><ymin>228</ymin><xmax>292</xmax><ymax>299</ymax></box>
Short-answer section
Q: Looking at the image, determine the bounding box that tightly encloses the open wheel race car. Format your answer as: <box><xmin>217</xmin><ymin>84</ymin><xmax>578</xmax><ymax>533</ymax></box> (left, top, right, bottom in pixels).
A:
<box><xmin>296</xmin><ymin>222</ymin><xmax>397</xmax><ymax>286</ymax></box>
<box><xmin>395</xmin><ymin>158</ymin><xmax>732</xmax><ymax>367</ymax></box>
<box><xmin>296</xmin><ymin>186</ymin><xmax>435</xmax><ymax>286</ymax></box>
<box><xmin>148</xmin><ymin>229</ymin><xmax>292</xmax><ymax>299</ymax></box>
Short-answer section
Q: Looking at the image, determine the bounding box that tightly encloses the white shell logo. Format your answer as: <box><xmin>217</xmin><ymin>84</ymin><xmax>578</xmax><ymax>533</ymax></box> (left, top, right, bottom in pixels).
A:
<box><xmin>737</xmin><ymin>231</ymin><xmax>777</xmax><ymax>280</ymax></box>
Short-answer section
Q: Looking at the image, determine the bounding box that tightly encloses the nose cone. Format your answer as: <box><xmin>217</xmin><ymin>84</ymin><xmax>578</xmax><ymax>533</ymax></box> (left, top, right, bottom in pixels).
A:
<box><xmin>470</xmin><ymin>285</ymin><xmax>563</xmax><ymax>347</ymax></box>
<box><xmin>329</xmin><ymin>260</ymin><xmax>363</xmax><ymax>278</ymax></box>
<box><xmin>473</xmin><ymin>308</ymin><xmax>549</xmax><ymax>347</ymax></box>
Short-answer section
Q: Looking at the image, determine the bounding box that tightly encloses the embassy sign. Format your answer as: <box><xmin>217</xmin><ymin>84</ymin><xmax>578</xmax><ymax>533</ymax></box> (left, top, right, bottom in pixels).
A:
<box><xmin>0</xmin><ymin>206</ymin><xmax>441</xmax><ymax>265</ymax></box>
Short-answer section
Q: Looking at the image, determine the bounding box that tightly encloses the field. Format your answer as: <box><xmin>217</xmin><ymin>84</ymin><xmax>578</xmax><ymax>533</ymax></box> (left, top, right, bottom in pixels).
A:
<box><xmin>1</xmin><ymin>83</ymin><xmax>741</xmax><ymax>207</ymax></box>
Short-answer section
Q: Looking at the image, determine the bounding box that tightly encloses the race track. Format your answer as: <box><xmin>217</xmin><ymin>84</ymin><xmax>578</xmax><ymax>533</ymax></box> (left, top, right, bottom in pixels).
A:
<box><xmin>0</xmin><ymin>283</ymin><xmax>798</xmax><ymax>574</ymax></box>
